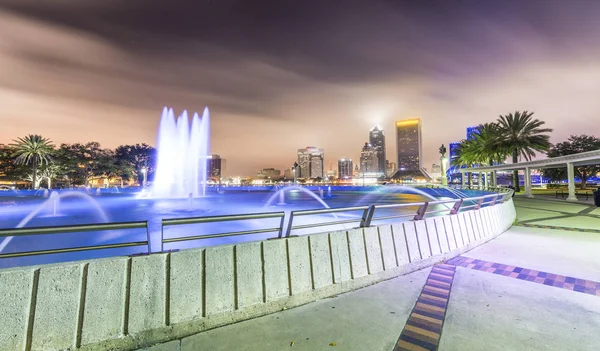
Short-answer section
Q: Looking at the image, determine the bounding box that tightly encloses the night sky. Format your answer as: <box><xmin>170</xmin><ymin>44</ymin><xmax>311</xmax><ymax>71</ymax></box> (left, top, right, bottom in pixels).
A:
<box><xmin>1</xmin><ymin>0</ymin><xmax>600</xmax><ymax>176</ymax></box>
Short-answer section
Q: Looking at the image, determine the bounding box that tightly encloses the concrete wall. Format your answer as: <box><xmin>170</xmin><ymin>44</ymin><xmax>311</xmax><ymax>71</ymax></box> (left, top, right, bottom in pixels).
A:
<box><xmin>0</xmin><ymin>199</ymin><xmax>516</xmax><ymax>351</ymax></box>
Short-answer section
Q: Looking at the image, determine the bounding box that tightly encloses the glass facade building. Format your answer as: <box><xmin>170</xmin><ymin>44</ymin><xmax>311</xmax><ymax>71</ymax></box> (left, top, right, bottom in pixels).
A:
<box><xmin>369</xmin><ymin>126</ymin><xmax>386</xmax><ymax>175</ymax></box>
<box><xmin>338</xmin><ymin>158</ymin><xmax>353</xmax><ymax>179</ymax></box>
<box><xmin>297</xmin><ymin>147</ymin><xmax>324</xmax><ymax>179</ymax></box>
<box><xmin>395</xmin><ymin>119</ymin><xmax>422</xmax><ymax>171</ymax></box>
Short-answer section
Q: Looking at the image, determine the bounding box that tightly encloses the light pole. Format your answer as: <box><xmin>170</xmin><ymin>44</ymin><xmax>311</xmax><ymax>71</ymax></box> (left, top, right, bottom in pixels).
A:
<box><xmin>439</xmin><ymin>144</ymin><xmax>448</xmax><ymax>186</ymax></box>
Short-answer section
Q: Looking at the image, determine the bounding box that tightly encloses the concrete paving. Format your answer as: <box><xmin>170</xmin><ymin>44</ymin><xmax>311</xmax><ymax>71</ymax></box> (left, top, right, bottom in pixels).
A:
<box><xmin>440</xmin><ymin>268</ymin><xmax>600</xmax><ymax>351</ymax></box>
<box><xmin>180</xmin><ymin>268</ymin><xmax>430</xmax><ymax>351</ymax></box>
<box><xmin>142</xmin><ymin>198</ymin><xmax>600</xmax><ymax>351</ymax></box>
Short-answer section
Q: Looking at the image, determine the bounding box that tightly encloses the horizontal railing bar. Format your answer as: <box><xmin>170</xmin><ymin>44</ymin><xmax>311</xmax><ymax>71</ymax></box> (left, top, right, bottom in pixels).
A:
<box><xmin>373</xmin><ymin>203</ymin><xmax>424</xmax><ymax>209</ymax></box>
<box><xmin>0</xmin><ymin>241</ymin><xmax>148</xmax><ymax>259</ymax></box>
<box><xmin>163</xmin><ymin>227</ymin><xmax>281</xmax><ymax>242</ymax></box>
<box><xmin>163</xmin><ymin>212</ymin><xmax>285</xmax><ymax>226</ymax></box>
<box><xmin>371</xmin><ymin>213</ymin><xmax>416</xmax><ymax>221</ymax></box>
<box><xmin>424</xmin><ymin>209</ymin><xmax>451</xmax><ymax>215</ymax></box>
<box><xmin>0</xmin><ymin>221</ymin><xmax>148</xmax><ymax>237</ymax></box>
<box><xmin>291</xmin><ymin>206</ymin><xmax>369</xmax><ymax>216</ymax></box>
<box><xmin>291</xmin><ymin>218</ymin><xmax>361</xmax><ymax>230</ymax></box>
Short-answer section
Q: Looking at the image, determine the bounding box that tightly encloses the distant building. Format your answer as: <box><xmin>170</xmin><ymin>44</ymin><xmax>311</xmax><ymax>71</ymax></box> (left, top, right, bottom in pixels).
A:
<box><xmin>353</xmin><ymin>164</ymin><xmax>360</xmax><ymax>178</ymax></box>
<box><xmin>369</xmin><ymin>126</ymin><xmax>386</xmax><ymax>175</ymax></box>
<box><xmin>338</xmin><ymin>158</ymin><xmax>353</xmax><ymax>179</ymax></box>
<box><xmin>391</xmin><ymin>118</ymin><xmax>430</xmax><ymax>180</ymax></box>
<box><xmin>297</xmin><ymin>147</ymin><xmax>324</xmax><ymax>179</ymax></box>
<box><xmin>257</xmin><ymin>168</ymin><xmax>282</xmax><ymax>180</ymax></box>
<box><xmin>466</xmin><ymin>126</ymin><xmax>479</xmax><ymax>140</ymax></box>
<box><xmin>283</xmin><ymin>168</ymin><xmax>293</xmax><ymax>180</ymax></box>
<box><xmin>385</xmin><ymin>160</ymin><xmax>396</xmax><ymax>177</ymax></box>
<box><xmin>206</xmin><ymin>154</ymin><xmax>223</xmax><ymax>179</ymax></box>
<box><xmin>360</xmin><ymin>142</ymin><xmax>379</xmax><ymax>175</ymax></box>
<box><xmin>431</xmin><ymin>164</ymin><xmax>442</xmax><ymax>181</ymax></box>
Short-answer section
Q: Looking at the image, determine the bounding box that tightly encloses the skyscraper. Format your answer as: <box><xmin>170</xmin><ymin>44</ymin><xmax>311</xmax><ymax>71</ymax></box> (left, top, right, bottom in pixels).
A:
<box><xmin>206</xmin><ymin>154</ymin><xmax>222</xmax><ymax>179</ymax></box>
<box><xmin>392</xmin><ymin>118</ymin><xmax>429</xmax><ymax>180</ymax></box>
<box><xmin>338</xmin><ymin>158</ymin><xmax>353</xmax><ymax>179</ymax></box>
<box><xmin>369</xmin><ymin>126</ymin><xmax>386</xmax><ymax>175</ymax></box>
<box><xmin>360</xmin><ymin>142</ymin><xmax>379</xmax><ymax>175</ymax></box>
<box><xmin>297</xmin><ymin>147</ymin><xmax>324</xmax><ymax>179</ymax></box>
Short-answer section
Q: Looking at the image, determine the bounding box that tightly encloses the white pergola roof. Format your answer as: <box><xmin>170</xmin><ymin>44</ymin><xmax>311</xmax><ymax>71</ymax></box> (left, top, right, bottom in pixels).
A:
<box><xmin>459</xmin><ymin>149</ymin><xmax>600</xmax><ymax>173</ymax></box>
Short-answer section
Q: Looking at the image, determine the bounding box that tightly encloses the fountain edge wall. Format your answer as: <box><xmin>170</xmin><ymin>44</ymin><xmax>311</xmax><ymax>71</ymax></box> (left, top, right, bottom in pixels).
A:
<box><xmin>0</xmin><ymin>199</ymin><xmax>517</xmax><ymax>351</ymax></box>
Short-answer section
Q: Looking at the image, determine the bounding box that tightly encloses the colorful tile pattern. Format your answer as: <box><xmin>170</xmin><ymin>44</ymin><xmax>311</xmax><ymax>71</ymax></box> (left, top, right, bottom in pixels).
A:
<box><xmin>446</xmin><ymin>256</ymin><xmax>600</xmax><ymax>297</ymax></box>
<box><xmin>394</xmin><ymin>264</ymin><xmax>456</xmax><ymax>351</ymax></box>
<box><xmin>515</xmin><ymin>223</ymin><xmax>600</xmax><ymax>234</ymax></box>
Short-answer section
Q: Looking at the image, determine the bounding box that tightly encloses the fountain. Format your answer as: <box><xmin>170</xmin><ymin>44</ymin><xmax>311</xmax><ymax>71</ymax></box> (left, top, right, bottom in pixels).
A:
<box><xmin>152</xmin><ymin>107</ymin><xmax>210</xmax><ymax>198</ymax></box>
<box><xmin>0</xmin><ymin>191</ymin><xmax>110</xmax><ymax>254</ymax></box>
<box><xmin>327</xmin><ymin>186</ymin><xmax>332</xmax><ymax>197</ymax></box>
<box><xmin>265</xmin><ymin>186</ymin><xmax>332</xmax><ymax>209</ymax></box>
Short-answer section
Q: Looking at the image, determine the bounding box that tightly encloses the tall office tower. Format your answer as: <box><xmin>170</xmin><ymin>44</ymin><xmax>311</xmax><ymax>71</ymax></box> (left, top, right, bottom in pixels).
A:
<box><xmin>392</xmin><ymin>118</ymin><xmax>429</xmax><ymax>180</ymax></box>
<box><xmin>360</xmin><ymin>142</ymin><xmax>379</xmax><ymax>175</ymax></box>
<box><xmin>338</xmin><ymin>158</ymin><xmax>353</xmax><ymax>179</ymax></box>
<box><xmin>206</xmin><ymin>154</ymin><xmax>222</xmax><ymax>179</ymax></box>
<box><xmin>369</xmin><ymin>126</ymin><xmax>386</xmax><ymax>175</ymax></box>
<box><xmin>298</xmin><ymin>146</ymin><xmax>324</xmax><ymax>179</ymax></box>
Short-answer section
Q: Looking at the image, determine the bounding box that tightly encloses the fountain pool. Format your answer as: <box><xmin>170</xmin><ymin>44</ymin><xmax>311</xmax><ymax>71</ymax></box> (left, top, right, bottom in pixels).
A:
<box><xmin>0</xmin><ymin>185</ymin><xmax>493</xmax><ymax>269</ymax></box>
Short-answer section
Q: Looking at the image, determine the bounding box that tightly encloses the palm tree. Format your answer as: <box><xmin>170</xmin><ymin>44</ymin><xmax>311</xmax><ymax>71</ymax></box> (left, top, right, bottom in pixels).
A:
<box><xmin>10</xmin><ymin>135</ymin><xmax>55</xmax><ymax>189</ymax></box>
<box><xmin>496</xmin><ymin>111</ymin><xmax>552</xmax><ymax>192</ymax></box>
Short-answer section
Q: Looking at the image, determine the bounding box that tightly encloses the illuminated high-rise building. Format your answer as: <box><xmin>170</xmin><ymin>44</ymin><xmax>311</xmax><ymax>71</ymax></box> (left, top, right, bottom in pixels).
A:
<box><xmin>466</xmin><ymin>126</ymin><xmax>479</xmax><ymax>140</ymax></box>
<box><xmin>297</xmin><ymin>147</ymin><xmax>324</xmax><ymax>179</ymax></box>
<box><xmin>391</xmin><ymin>118</ymin><xmax>429</xmax><ymax>180</ymax></box>
<box><xmin>369</xmin><ymin>126</ymin><xmax>386</xmax><ymax>175</ymax></box>
<box><xmin>338</xmin><ymin>158</ymin><xmax>353</xmax><ymax>179</ymax></box>
<box><xmin>206</xmin><ymin>154</ymin><xmax>222</xmax><ymax>179</ymax></box>
<box><xmin>360</xmin><ymin>142</ymin><xmax>379</xmax><ymax>175</ymax></box>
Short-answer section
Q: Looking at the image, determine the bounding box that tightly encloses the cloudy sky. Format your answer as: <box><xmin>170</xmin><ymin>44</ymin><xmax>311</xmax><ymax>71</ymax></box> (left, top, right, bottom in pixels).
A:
<box><xmin>1</xmin><ymin>0</ymin><xmax>599</xmax><ymax>175</ymax></box>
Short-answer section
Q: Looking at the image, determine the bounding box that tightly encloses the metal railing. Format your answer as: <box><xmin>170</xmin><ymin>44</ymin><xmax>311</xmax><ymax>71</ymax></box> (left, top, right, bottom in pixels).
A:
<box><xmin>0</xmin><ymin>186</ymin><xmax>513</xmax><ymax>260</ymax></box>
<box><xmin>0</xmin><ymin>221</ymin><xmax>149</xmax><ymax>259</ymax></box>
<box><xmin>160</xmin><ymin>211</ymin><xmax>285</xmax><ymax>252</ymax></box>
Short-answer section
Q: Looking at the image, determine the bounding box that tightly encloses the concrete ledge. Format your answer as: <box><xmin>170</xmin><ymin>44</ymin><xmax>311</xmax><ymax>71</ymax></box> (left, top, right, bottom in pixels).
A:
<box><xmin>0</xmin><ymin>200</ymin><xmax>517</xmax><ymax>351</ymax></box>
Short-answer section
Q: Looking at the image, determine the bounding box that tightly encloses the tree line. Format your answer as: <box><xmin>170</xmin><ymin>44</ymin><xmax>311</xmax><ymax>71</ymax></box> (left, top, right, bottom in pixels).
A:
<box><xmin>0</xmin><ymin>135</ymin><xmax>156</xmax><ymax>189</ymax></box>
<box><xmin>453</xmin><ymin>111</ymin><xmax>600</xmax><ymax>190</ymax></box>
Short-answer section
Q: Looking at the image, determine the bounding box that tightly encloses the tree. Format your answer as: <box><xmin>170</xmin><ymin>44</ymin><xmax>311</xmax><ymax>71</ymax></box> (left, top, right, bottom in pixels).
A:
<box><xmin>38</xmin><ymin>164</ymin><xmax>63</xmax><ymax>189</ymax></box>
<box><xmin>115</xmin><ymin>144</ymin><xmax>156</xmax><ymax>184</ymax></box>
<box><xmin>496</xmin><ymin>111</ymin><xmax>552</xmax><ymax>192</ymax></box>
<box><xmin>451</xmin><ymin>123</ymin><xmax>509</xmax><ymax>186</ymax></box>
<box><xmin>10</xmin><ymin>135</ymin><xmax>55</xmax><ymax>189</ymax></box>
<box><xmin>54</xmin><ymin>142</ymin><xmax>112</xmax><ymax>186</ymax></box>
<box><xmin>0</xmin><ymin>144</ymin><xmax>29</xmax><ymax>182</ymax></box>
<box><xmin>542</xmin><ymin>135</ymin><xmax>600</xmax><ymax>189</ymax></box>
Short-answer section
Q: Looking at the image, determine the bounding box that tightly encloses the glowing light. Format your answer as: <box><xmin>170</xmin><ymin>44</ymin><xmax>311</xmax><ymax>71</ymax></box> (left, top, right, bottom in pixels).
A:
<box><xmin>396</xmin><ymin>118</ymin><xmax>420</xmax><ymax>126</ymax></box>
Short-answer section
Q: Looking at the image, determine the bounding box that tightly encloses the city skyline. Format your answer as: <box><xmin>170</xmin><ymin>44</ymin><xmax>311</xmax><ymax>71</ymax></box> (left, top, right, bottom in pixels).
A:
<box><xmin>2</xmin><ymin>1</ymin><xmax>600</xmax><ymax>175</ymax></box>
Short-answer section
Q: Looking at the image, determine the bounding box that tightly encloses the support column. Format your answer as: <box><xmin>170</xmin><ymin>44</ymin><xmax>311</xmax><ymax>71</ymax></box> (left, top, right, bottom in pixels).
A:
<box><xmin>482</xmin><ymin>172</ymin><xmax>488</xmax><ymax>189</ymax></box>
<box><xmin>524</xmin><ymin>167</ymin><xmax>533</xmax><ymax>198</ymax></box>
<box><xmin>461</xmin><ymin>172</ymin><xmax>466</xmax><ymax>186</ymax></box>
<box><xmin>478</xmin><ymin>172</ymin><xmax>483</xmax><ymax>189</ymax></box>
<box><xmin>566</xmin><ymin>162</ymin><xmax>578</xmax><ymax>201</ymax></box>
<box><xmin>491</xmin><ymin>170</ymin><xmax>497</xmax><ymax>187</ymax></box>
<box><xmin>441</xmin><ymin>156</ymin><xmax>448</xmax><ymax>186</ymax></box>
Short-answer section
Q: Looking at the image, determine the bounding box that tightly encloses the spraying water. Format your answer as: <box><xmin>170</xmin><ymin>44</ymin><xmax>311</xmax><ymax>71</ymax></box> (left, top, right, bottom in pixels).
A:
<box><xmin>153</xmin><ymin>107</ymin><xmax>210</xmax><ymax>198</ymax></box>
<box><xmin>0</xmin><ymin>191</ymin><xmax>109</xmax><ymax>253</ymax></box>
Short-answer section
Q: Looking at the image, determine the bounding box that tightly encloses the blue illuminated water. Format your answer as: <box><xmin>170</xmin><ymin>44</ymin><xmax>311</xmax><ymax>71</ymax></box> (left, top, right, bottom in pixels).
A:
<box><xmin>0</xmin><ymin>185</ymin><xmax>491</xmax><ymax>268</ymax></box>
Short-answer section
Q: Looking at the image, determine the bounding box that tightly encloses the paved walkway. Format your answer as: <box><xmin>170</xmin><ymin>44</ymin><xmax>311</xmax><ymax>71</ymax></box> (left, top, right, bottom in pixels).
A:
<box><xmin>143</xmin><ymin>198</ymin><xmax>600</xmax><ymax>351</ymax></box>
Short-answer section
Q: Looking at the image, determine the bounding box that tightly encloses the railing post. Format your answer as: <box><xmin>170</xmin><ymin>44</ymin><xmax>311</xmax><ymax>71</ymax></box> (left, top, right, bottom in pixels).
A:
<box><xmin>489</xmin><ymin>195</ymin><xmax>498</xmax><ymax>206</ymax></box>
<box><xmin>284</xmin><ymin>212</ymin><xmax>295</xmax><ymax>238</ymax></box>
<box><xmin>278</xmin><ymin>213</ymin><xmax>286</xmax><ymax>238</ymax></box>
<box><xmin>474</xmin><ymin>198</ymin><xmax>485</xmax><ymax>210</ymax></box>
<box><xmin>145</xmin><ymin>221</ymin><xmax>152</xmax><ymax>254</ymax></box>
<box><xmin>360</xmin><ymin>205</ymin><xmax>376</xmax><ymax>228</ymax></box>
<box><xmin>450</xmin><ymin>199</ymin><xmax>463</xmax><ymax>215</ymax></box>
<box><xmin>414</xmin><ymin>202</ymin><xmax>429</xmax><ymax>221</ymax></box>
<box><xmin>159</xmin><ymin>220</ymin><xmax>164</xmax><ymax>253</ymax></box>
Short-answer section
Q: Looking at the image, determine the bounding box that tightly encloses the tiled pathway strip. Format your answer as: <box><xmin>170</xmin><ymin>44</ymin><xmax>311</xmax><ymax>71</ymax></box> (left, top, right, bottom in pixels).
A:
<box><xmin>447</xmin><ymin>256</ymin><xmax>600</xmax><ymax>297</ymax></box>
<box><xmin>516</xmin><ymin>223</ymin><xmax>600</xmax><ymax>234</ymax></box>
<box><xmin>394</xmin><ymin>264</ymin><xmax>456</xmax><ymax>351</ymax></box>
